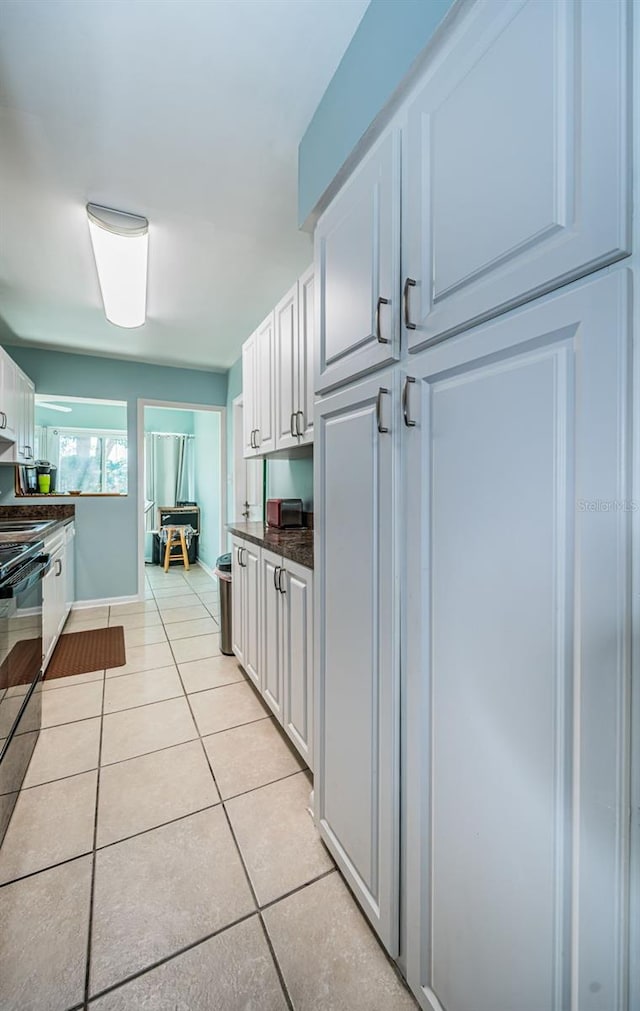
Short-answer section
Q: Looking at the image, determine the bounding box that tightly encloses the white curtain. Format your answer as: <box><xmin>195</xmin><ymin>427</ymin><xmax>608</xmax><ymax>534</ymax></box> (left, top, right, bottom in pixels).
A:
<box><xmin>144</xmin><ymin>434</ymin><xmax>195</xmax><ymax>531</ymax></box>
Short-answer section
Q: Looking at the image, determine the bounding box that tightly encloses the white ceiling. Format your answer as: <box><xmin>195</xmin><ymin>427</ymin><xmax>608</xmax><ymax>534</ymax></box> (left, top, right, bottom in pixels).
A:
<box><xmin>0</xmin><ymin>0</ymin><xmax>368</xmax><ymax>371</ymax></box>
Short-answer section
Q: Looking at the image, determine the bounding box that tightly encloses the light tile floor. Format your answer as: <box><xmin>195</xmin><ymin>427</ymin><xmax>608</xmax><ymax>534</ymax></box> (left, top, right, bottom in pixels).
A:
<box><xmin>0</xmin><ymin>563</ymin><xmax>417</xmax><ymax>1010</ymax></box>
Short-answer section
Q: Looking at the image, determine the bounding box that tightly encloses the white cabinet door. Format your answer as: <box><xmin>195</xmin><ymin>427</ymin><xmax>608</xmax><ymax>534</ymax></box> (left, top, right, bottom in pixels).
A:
<box><xmin>275</xmin><ymin>284</ymin><xmax>299</xmax><ymax>451</ymax></box>
<box><xmin>0</xmin><ymin>351</ymin><xmax>17</xmax><ymax>442</ymax></box>
<box><xmin>403</xmin><ymin>271</ymin><xmax>631</xmax><ymax>1011</ymax></box>
<box><xmin>297</xmin><ymin>265</ymin><xmax>315</xmax><ymax>445</ymax></box>
<box><xmin>281</xmin><ymin>558</ymin><xmax>313</xmax><ymax>769</ymax></box>
<box><xmin>23</xmin><ymin>374</ymin><xmax>34</xmax><ymax>464</ymax></box>
<box><xmin>255</xmin><ymin>311</ymin><xmax>275</xmax><ymax>455</ymax></box>
<box><xmin>242</xmin><ymin>541</ymin><xmax>261</xmax><ymax>690</ymax></box>
<box><xmin>64</xmin><ymin>523</ymin><xmax>75</xmax><ymax>617</ymax></box>
<box><xmin>242</xmin><ymin>335</ymin><xmax>258</xmax><ymax>458</ymax></box>
<box><xmin>261</xmin><ymin>548</ymin><xmax>283</xmax><ymax>718</ymax></box>
<box><xmin>403</xmin><ymin>0</ymin><xmax>630</xmax><ymax>352</ymax></box>
<box><xmin>315</xmin><ymin>127</ymin><xmax>401</xmax><ymax>393</ymax></box>
<box><xmin>231</xmin><ymin>538</ymin><xmax>245</xmax><ymax>666</ymax></box>
<box><xmin>315</xmin><ymin>370</ymin><xmax>399</xmax><ymax>954</ymax></box>
<box><xmin>41</xmin><ymin>564</ymin><xmax>57</xmax><ymax>670</ymax></box>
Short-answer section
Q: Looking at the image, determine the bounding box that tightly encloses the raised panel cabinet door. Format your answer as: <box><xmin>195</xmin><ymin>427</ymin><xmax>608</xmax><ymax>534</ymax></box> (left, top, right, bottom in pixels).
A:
<box><xmin>243</xmin><ymin>543</ymin><xmax>262</xmax><ymax>690</ymax></box>
<box><xmin>261</xmin><ymin>548</ymin><xmax>283</xmax><ymax>718</ymax></box>
<box><xmin>64</xmin><ymin>525</ymin><xmax>75</xmax><ymax>616</ymax></box>
<box><xmin>403</xmin><ymin>0</ymin><xmax>630</xmax><ymax>352</ymax></box>
<box><xmin>275</xmin><ymin>283</ymin><xmax>299</xmax><ymax>451</ymax></box>
<box><xmin>282</xmin><ymin>559</ymin><xmax>313</xmax><ymax>769</ymax></box>
<box><xmin>231</xmin><ymin>539</ymin><xmax>245</xmax><ymax>666</ymax></box>
<box><xmin>255</xmin><ymin>311</ymin><xmax>276</xmax><ymax>454</ymax></box>
<box><xmin>315</xmin><ymin>126</ymin><xmax>401</xmax><ymax>394</ymax></box>
<box><xmin>41</xmin><ymin>565</ymin><xmax>57</xmax><ymax>670</ymax></box>
<box><xmin>403</xmin><ymin>270</ymin><xmax>632</xmax><ymax>1011</ymax></box>
<box><xmin>297</xmin><ymin>265</ymin><xmax>315</xmax><ymax>445</ymax></box>
<box><xmin>315</xmin><ymin>370</ymin><xmax>399</xmax><ymax>954</ymax></box>
<box><xmin>0</xmin><ymin>351</ymin><xmax>17</xmax><ymax>441</ymax></box>
<box><xmin>24</xmin><ymin>377</ymin><xmax>34</xmax><ymax>463</ymax></box>
<box><xmin>242</xmin><ymin>336</ymin><xmax>258</xmax><ymax>459</ymax></box>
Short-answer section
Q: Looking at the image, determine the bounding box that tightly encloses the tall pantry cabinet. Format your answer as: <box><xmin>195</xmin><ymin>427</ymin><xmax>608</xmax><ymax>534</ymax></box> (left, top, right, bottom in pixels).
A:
<box><xmin>312</xmin><ymin>1</ymin><xmax>632</xmax><ymax>1010</ymax></box>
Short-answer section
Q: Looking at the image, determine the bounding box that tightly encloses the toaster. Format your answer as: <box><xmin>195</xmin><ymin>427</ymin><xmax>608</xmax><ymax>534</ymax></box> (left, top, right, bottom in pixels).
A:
<box><xmin>266</xmin><ymin>498</ymin><xmax>303</xmax><ymax>528</ymax></box>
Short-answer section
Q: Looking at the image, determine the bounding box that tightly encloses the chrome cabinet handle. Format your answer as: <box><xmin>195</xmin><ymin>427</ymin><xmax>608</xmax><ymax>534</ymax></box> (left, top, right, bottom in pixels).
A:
<box><xmin>376</xmin><ymin>296</ymin><xmax>391</xmax><ymax>344</ymax></box>
<box><xmin>0</xmin><ymin>411</ymin><xmax>6</xmax><ymax>429</ymax></box>
<box><xmin>296</xmin><ymin>410</ymin><xmax>304</xmax><ymax>437</ymax></box>
<box><xmin>24</xmin><ymin>445</ymin><xmax>32</xmax><ymax>459</ymax></box>
<box><xmin>376</xmin><ymin>388</ymin><xmax>390</xmax><ymax>434</ymax></box>
<box><xmin>402</xmin><ymin>376</ymin><xmax>416</xmax><ymax>428</ymax></box>
<box><xmin>273</xmin><ymin>565</ymin><xmax>281</xmax><ymax>591</ymax></box>
<box><xmin>254</xmin><ymin>429</ymin><xmax>260</xmax><ymax>448</ymax></box>
<box><xmin>250</xmin><ymin>430</ymin><xmax>255</xmax><ymax>449</ymax></box>
<box><xmin>290</xmin><ymin>413</ymin><xmax>296</xmax><ymax>438</ymax></box>
<box><xmin>278</xmin><ymin>568</ymin><xmax>286</xmax><ymax>594</ymax></box>
<box><xmin>403</xmin><ymin>278</ymin><xmax>417</xmax><ymax>330</ymax></box>
<box><xmin>241</xmin><ymin>547</ymin><xmax>247</xmax><ymax>567</ymax></box>
<box><xmin>55</xmin><ymin>559</ymin><xmax>62</xmax><ymax>576</ymax></box>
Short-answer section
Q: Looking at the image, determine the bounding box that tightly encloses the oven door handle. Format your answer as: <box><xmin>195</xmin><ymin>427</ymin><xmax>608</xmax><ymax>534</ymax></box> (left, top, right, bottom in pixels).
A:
<box><xmin>0</xmin><ymin>554</ymin><xmax>52</xmax><ymax>599</ymax></box>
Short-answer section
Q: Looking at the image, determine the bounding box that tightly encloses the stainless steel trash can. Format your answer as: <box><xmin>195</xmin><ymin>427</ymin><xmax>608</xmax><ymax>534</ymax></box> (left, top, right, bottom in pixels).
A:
<box><xmin>215</xmin><ymin>553</ymin><xmax>233</xmax><ymax>656</ymax></box>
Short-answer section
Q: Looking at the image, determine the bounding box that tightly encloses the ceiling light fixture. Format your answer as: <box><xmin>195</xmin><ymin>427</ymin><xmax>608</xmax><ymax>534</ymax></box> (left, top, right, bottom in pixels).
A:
<box><xmin>86</xmin><ymin>203</ymin><xmax>148</xmax><ymax>328</ymax></box>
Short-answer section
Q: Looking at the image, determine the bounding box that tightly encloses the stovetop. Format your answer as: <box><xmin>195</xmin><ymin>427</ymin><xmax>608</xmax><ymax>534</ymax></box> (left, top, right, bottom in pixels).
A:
<box><xmin>0</xmin><ymin>540</ymin><xmax>44</xmax><ymax>584</ymax></box>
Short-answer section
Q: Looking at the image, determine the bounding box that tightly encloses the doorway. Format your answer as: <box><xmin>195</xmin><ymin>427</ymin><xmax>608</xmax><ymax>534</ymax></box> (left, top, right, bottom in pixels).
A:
<box><xmin>137</xmin><ymin>400</ymin><xmax>225</xmax><ymax>595</ymax></box>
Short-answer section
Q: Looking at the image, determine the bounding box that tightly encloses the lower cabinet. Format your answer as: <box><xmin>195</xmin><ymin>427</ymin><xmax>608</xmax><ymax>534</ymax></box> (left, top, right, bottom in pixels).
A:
<box><xmin>42</xmin><ymin>523</ymin><xmax>74</xmax><ymax>670</ymax></box>
<box><xmin>231</xmin><ymin>536</ymin><xmax>261</xmax><ymax>689</ymax></box>
<box><xmin>261</xmin><ymin>549</ymin><xmax>313</xmax><ymax>768</ymax></box>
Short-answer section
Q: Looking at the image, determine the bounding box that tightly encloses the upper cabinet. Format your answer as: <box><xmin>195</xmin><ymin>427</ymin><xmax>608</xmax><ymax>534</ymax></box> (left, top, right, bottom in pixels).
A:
<box><xmin>243</xmin><ymin>311</ymin><xmax>276</xmax><ymax>458</ymax></box>
<box><xmin>314</xmin><ymin>129</ymin><xmax>401</xmax><ymax>394</ymax></box>
<box><xmin>242</xmin><ymin>266</ymin><xmax>314</xmax><ymax>459</ymax></box>
<box><xmin>313</xmin><ymin>0</ymin><xmax>630</xmax><ymax>389</ymax></box>
<box><xmin>0</xmin><ymin>350</ymin><xmax>35</xmax><ymax>464</ymax></box>
<box><xmin>403</xmin><ymin>0</ymin><xmax>630</xmax><ymax>351</ymax></box>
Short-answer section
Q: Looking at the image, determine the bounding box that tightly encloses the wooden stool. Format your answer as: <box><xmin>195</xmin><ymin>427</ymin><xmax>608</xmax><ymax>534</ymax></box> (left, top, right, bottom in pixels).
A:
<box><xmin>163</xmin><ymin>526</ymin><xmax>190</xmax><ymax>572</ymax></box>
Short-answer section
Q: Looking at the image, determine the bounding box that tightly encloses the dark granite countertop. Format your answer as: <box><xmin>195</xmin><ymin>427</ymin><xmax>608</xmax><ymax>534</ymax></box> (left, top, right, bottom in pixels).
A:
<box><xmin>0</xmin><ymin>505</ymin><xmax>75</xmax><ymax>544</ymax></box>
<box><xmin>228</xmin><ymin>522</ymin><xmax>313</xmax><ymax>569</ymax></box>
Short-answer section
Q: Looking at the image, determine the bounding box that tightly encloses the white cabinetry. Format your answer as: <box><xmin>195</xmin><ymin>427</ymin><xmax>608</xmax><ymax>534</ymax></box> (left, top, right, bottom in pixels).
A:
<box><xmin>16</xmin><ymin>370</ymin><xmax>35</xmax><ymax>464</ymax></box>
<box><xmin>0</xmin><ymin>351</ymin><xmax>18</xmax><ymax>441</ymax></box>
<box><xmin>275</xmin><ymin>267</ymin><xmax>315</xmax><ymax>450</ymax></box>
<box><xmin>242</xmin><ymin>312</ymin><xmax>276</xmax><ymax>458</ymax></box>
<box><xmin>42</xmin><ymin>523</ymin><xmax>74</xmax><ymax>670</ymax></box>
<box><xmin>0</xmin><ymin>357</ymin><xmax>35</xmax><ymax>464</ymax></box>
<box><xmin>314</xmin><ymin>370</ymin><xmax>399</xmax><ymax>954</ymax></box>
<box><xmin>315</xmin><ymin>129</ymin><xmax>400</xmax><ymax>393</ymax></box>
<box><xmin>261</xmin><ymin>548</ymin><xmax>313</xmax><ymax>767</ymax></box>
<box><xmin>403</xmin><ymin>271</ymin><xmax>631</xmax><ymax>1011</ymax></box>
<box><xmin>403</xmin><ymin>0</ymin><xmax>630</xmax><ymax>351</ymax></box>
<box><xmin>231</xmin><ymin>536</ymin><xmax>261</xmax><ymax>689</ymax></box>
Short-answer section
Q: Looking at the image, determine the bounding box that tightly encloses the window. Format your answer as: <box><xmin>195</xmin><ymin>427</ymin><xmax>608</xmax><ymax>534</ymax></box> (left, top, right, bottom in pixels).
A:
<box><xmin>57</xmin><ymin>430</ymin><xmax>128</xmax><ymax>494</ymax></box>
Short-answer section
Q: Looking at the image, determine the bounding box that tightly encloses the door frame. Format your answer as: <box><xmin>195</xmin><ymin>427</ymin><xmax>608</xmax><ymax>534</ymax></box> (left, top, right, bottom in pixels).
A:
<box><xmin>136</xmin><ymin>398</ymin><xmax>226</xmax><ymax>598</ymax></box>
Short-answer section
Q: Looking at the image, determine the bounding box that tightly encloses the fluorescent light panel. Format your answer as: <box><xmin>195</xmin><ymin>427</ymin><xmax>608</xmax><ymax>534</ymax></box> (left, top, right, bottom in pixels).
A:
<box><xmin>87</xmin><ymin>203</ymin><xmax>148</xmax><ymax>328</ymax></box>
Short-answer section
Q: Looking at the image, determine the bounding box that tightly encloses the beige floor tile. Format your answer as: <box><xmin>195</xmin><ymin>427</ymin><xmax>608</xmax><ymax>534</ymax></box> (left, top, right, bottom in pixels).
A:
<box><xmin>196</xmin><ymin>591</ymin><xmax>219</xmax><ymax>605</ymax></box>
<box><xmin>226</xmin><ymin>772</ymin><xmax>332</xmax><ymax>905</ymax></box>
<box><xmin>264</xmin><ymin>873</ymin><xmax>418</xmax><ymax>1010</ymax></box>
<box><xmin>97</xmin><ymin>740</ymin><xmax>219</xmax><ymax>847</ymax></box>
<box><xmin>23</xmin><ymin>717</ymin><xmax>101</xmax><ymax>787</ymax></box>
<box><xmin>103</xmin><ymin>665</ymin><xmax>183</xmax><ymax>714</ymax></box>
<box><xmin>109</xmin><ymin>599</ymin><xmax>159</xmax><ymax>616</ymax></box>
<box><xmin>154</xmin><ymin>591</ymin><xmax>200</xmax><ymax>608</ymax></box>
<box><xmin>90</xmin><ymin>807</ymin><xmax>255</xmax><ymax>995</ymax></box>
<box><xmin>203</xmin><ymin>717</ymin><xmax>304</xmax><ymax>800</ymax></box>
<box><xmin>0</xmin><ymin>771</ymin><xmax>97</xmax><ymax>883</ymax></box>
<box><xmin>89</xmin><ymin>917</ymin><xmax>287</xmax><ymax>1011</ymax></box>
<box><xmin>70</xmin><ymin>605</ymin><xmax>109</xmax><ymax>620</ymax></box>
<box><xmin>165</xmin><ymin>616</ymin><xmax>219</xmax><ymax>640</ymax></box>
<box><xmin>108</xmin><ymin>611</ymin><xmax>163</xmax><ymax>631</ymax></box>
<box><xmin>43</xmin><ymin>668</ymin><xmax>104</xmax><ymax>691</ymax></box>
<box><xmin>171</xmin><ymin>632</ymin><xmax>221</xmax><ymax>664</ymax></box>
<box><xmin>106</xmin><ymin>641</ymin><xmax>174</xmax><ymax>677</ymax></box>
<box><xmin>189</xmin><ymin>681</ymin><xmax>268</xmax><ymax>735</ymax></box>
<box><xmin>147</xmin><ymin>580</ymin><xmax>191</xmax><ymax>595</ymax></box>
<box><xmin>64</xmin><ymin>617</ymin><xmax>109</xmax><ymax>633</ymax></box>
<box><xmin>101</xmin><ymin>696</ymin><xmax>197</xmax><ymax>765</ymax></box>
<box><xmin>123</xmin><ymin>624</ymin><xmax>167</xmax><ymax>647</ymax></box>
<box><xmin>41</xmin><ymin>679</ymin><xmax>103</xmax><ymax>728</ymax></box>
<box><xmin>1</xmin><ymin>856</ymin><xmax>92</xmax><ymax>1011</ymax></box>
<box><xmin>0</xmin><ymin>693</ymin><xmax>23</xmax><ymax>738</ymax></box>
<box><xmin>179</xmin><ymin>654</ymin><xmax>245</xmax><ymax>694</ymax></box>
<box><xmin>160</xmin><ymin>602</ymin><xmax>210</xmax><ymax>623</ymax></box>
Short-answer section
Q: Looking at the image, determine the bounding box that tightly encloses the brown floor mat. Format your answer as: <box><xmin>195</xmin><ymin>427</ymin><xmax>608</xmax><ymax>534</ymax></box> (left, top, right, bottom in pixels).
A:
<box><xmin>0</xmin><ymin>637</ymin><xmax>42</xmax><ymax>690</ymax></box>
<box><xmin>45</xmin><ymin>626</ymin><xmax>126</xmax><ymax>680</ymax></box>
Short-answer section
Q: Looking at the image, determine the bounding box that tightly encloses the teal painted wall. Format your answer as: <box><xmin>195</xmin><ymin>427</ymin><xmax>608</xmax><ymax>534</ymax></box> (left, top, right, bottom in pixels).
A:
<box><xmin>267</xmin><ymin>456</ymin><xmax>313</xmax><ymax>510</ymax></box>
<box><xmin>298</xmin><ymin>0</ymin><xmax>455</xmax><ymax>225</ymax></box>
<box><xmin>35</xmin><ymin>399</ymin><xmax>127</xmax><ymax>431</ymax></box>
<box><xmin>193</xmin><ymin>411</ymin><xmax>222</xmax><ymax>569</ymax></box>
<box><xmin>0</xmin><ymin>346</ymin><xmax>226</xmax><ymax>602</ymax></box>
<box><xmin>144</xmin><ymin>407</ymin><xmax>195</xmax><ymax>435</ymax></box>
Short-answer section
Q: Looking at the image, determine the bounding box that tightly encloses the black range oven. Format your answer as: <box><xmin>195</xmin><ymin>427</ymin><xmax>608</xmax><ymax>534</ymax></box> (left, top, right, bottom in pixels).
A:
<box><xmin>0</xmin><ymin>541</ymin><xmax>51</xmax><ymax>846</ymax></box>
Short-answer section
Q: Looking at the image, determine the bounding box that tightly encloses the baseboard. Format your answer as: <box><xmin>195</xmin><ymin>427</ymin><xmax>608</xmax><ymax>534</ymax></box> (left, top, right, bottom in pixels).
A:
<box><xmin>72</xmin><ymin>594</ymin><xmax>141</xmax><ymax>610</ymax></box>
<box><xmin>196</xmin><ymin>559</ymin><xmax>217</xmax><ymax>579</ymax></box>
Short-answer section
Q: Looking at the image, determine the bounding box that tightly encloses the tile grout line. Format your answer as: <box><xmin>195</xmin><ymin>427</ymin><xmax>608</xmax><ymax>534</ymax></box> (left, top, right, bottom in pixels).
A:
<box><xmin>83</xmin><ymin>639</ymin><xmax>107</xmax><ymax>1011</ymax></box>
